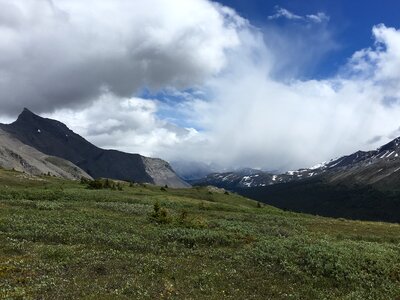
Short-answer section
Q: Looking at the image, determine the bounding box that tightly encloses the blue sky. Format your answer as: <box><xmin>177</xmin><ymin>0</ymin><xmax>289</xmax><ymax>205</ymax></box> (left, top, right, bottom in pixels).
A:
<box><xmin>219</xmin><ymin>0</ymin><xmax>400</xmax><ymax>78</ymax></box>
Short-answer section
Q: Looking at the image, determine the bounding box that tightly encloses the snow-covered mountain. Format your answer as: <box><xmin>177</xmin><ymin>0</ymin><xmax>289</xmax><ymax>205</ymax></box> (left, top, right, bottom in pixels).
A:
<box><xmin>193</xmin><ymin>136</ymin><xmax>400</xmax><ymax>190</ymax></box>
<box><xmin>190</xmin><ymin>168</ymin><xmax>276</xmax><ymax>189</ymax></box>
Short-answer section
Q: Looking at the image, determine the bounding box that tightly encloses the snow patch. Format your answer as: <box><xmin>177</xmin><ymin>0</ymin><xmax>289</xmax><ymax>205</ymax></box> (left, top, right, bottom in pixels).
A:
<box><xmin>387</xmin><ymin>151</ymin><xmax>395</xmax><ymax>158</ymax></box>
<box><xmin>380</xmin><ymin>151</ymin><xmax>389</xmax><ymax>159</ymax></box>
<box><xmin>309</xmin><ymin>161</ymin><xmax>328</xmax><ymax>170</ymax></box>
<box><xmin>328</xmin><ymin>158</ymin><xmax>343</xmax><ymax>168</ymax></box>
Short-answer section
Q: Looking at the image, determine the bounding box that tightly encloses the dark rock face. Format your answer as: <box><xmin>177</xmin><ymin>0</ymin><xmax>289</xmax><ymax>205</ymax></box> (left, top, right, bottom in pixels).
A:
<box><xmin>1</xmin><ymin>108</ymin><xmax>189</xmax><ymax>188</ymax></box>
<box><xmin>0</xmin><ymin>127</ymin><xmax>91</xmax><ymax>179</ymax></box>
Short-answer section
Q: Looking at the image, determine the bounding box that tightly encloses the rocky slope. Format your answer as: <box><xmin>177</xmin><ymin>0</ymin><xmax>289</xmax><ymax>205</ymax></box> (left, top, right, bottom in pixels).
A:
<box><xmin>0</xmin><ymin>128</ymin><xmax>91</xmax><ymax>179</ymax></box>
<box><xmin>191</xmin><ymin>168</ymin><xmax>276</xmax><ymax>189</ymax></box>
<box><xmin>0</xmin><ymin>109</ymin><xmax>189</xmax><ymax>188</ymax></box>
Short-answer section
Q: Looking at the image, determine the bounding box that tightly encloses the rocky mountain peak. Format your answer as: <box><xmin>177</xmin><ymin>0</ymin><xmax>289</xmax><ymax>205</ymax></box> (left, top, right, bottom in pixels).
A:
<box><xmin>377</xmin><ymin>137</ymin><xmax>400</xmax><ymax>153</ymax></box>
<box><xmin>0</xmin><ymin>108</ymin><xmax>189</xmax><ymax>188</ymax></box>
<box><xmin>16</xmin><ymin>107</ymin><xmax>38</xmax><ymax>122</ymax></box>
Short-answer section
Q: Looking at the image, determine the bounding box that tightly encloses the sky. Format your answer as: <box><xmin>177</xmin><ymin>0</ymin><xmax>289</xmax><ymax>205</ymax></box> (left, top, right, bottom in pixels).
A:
<box><xmin>0</xmin><ymin>0</ymin><xmax>400</xmax><ymax>172</ymax></box>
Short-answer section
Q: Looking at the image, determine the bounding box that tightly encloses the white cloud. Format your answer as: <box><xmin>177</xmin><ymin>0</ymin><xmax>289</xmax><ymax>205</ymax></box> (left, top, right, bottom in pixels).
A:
<box><xmin>44</xmin><ymin>94</ymin><xmax>203</xmax><ymax>158</ymax></box>
<box><xmin>348</xmin><ymin>25</ymin><xmax>400</xmax><ymax>84</ymax></box>
<box><xmin>0</xmin><ymin>0</ymin><xmax>244</xmax><ymax>114</ymax></box>
<box><xmin>184</xmin><ymin>24</ymin><xmax>400</xmax><ymax>170</ymax></box>
<box><xmin>306</xmin><ymin>12</ymin><xmax>330</xmax><ymax>23</ymax></box>
<box><xmin>46</xmin><ymin>24</ymin><xmax>400</xmax><ymax>172</ymax></box>
<box><xmin>2</xmin><ymin>1</ymin><xmax>400</xmax><ymax>173</ymax></box>
<box><xmin>268</xmin><ymin>6</ymin><xmax>329</xmax><ymax>24</ymax></box>
<box><xmin>268</xmin><ymin>7</ymin><xmax>303</xmax><ymax>21</ymax></box>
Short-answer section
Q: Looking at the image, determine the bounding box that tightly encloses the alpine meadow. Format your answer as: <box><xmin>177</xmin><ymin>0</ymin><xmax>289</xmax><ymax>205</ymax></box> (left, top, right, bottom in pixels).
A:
<box><xmin>1</xmin><ymin>0</ymin><xmax>400</xmax><ymax>299</ymax></box>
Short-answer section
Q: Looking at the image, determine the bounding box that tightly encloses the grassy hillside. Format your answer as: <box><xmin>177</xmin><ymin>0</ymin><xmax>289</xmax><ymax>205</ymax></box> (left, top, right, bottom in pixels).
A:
<box><xmin>0</xmin><ymin>169</ymin><xmax>399</xmax><ymax>299</ymax></box>
<box><xmin>238</xmin><ymin>178</ymin><xmax>400</xmax><ymax>223</ymax></box>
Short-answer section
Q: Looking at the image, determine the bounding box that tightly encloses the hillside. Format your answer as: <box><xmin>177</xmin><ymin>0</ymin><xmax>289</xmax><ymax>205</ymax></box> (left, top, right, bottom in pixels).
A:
<box><xmin>238</xmin><ymin>178</ymin><xmax>400</xmax><ymax>223</ymax></box>
<box><xmin>0</xmin><ymin>128</ymin><xmax>90</xmax><ymax>180</ymax></box>
<box><xmin>0</xmin><ymin>109</ymin><xmax>188</xmax><ymax>188</ymax></box>
<box><xmin>193</xmin><ymin>136</ymin><xmax>400</xmax><ymax>222</ymax></box>
<box><xmin>0</xmin><ymin>169</ymin><xmax>399</xmax><ymax>299</ymax></box>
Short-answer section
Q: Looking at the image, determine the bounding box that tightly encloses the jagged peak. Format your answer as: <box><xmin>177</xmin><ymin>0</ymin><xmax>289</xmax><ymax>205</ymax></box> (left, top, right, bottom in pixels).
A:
<box><xmin>22</xmin><ymin>107</ymin><xmax>36</xmax><ymax>114</ymax></box>
<box><xmin>377</xmin><ymin>136</ymin><xmax>400</xmax><ymax>153</ymax></box>
<box><xmin>16</xmin><ymin>108</ymin><xmax>39</xmax><ymax>121</ymax></box>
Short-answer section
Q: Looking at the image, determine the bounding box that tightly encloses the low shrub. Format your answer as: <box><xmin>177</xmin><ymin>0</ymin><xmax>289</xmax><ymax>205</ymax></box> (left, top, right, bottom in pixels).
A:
<box><xmin>150</xmin><ymin>201</ymin><xmax>171</xmax><ymax>224</ymax></box>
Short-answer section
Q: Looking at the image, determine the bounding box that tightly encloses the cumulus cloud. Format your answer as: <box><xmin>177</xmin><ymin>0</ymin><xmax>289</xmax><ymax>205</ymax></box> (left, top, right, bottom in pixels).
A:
<box><xmin>1</xmin><ymin>1</ymin><xmax>400</xmax><ymax>172</ymax></box>
<box><xmin>346</xmin><ymin>25</ymin><xmax>400</xmax><ymax>86</ymax></box>
<box><xmin>44</xmin><ymin>94</ymin><xmax>202</xmax><ymax>157</ymax></box>
<box><xmin>45</xmin><ymin>24</ymin><xmax>400</xmax><ymax>172</ymax></box>
<box><xmin>186</xmin><ymin>24</ymin><xmax>400</xmax><ymax>170</ymax></box>
<box><xmin>0</xmin><ymin>0</ymin><xmax>244</xmax><ymax>114</ymax></box>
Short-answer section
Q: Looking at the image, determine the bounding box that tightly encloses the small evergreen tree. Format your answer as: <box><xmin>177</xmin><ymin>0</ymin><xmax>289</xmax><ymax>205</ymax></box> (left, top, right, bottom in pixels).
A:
<box><xmin>150</xmin><ymin>201</ymin><xmax>170</xmax><ymax>224</ymax></box>
<box><xmin>104</xmin><ymin>179</ymin><xmax>111</xmax><ymax>189</ymax></box>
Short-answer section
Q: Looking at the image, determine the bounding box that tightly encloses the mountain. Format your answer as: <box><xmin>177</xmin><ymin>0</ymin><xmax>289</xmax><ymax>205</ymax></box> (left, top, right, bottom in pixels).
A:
<box><xmin>193</xmin><ymin>137</ymin><xmax>400</xmax><ymax>222</ymax></box>
<box><xmin>272</xmin><ymin>137</ymin><xmax>400</xmax><ymax>188</ymax></box>
<box><xmin>194</xmin><ymin>136</ymin><xmax>400</xmax><ymax>189</ymax></box>
<box><xmin>0</xmin><ymin>128</ymin><xmax>90</xmax><ymax>179</ymax></box>
<box><xmin>0</xmin><ymin>108</ymin><xmax>189</xmax><ymax>188</ymax></box>
<box><xmin>190</xmin><ymin>168</ymin><xmax>277</xmax><ymax>189</ymax></box>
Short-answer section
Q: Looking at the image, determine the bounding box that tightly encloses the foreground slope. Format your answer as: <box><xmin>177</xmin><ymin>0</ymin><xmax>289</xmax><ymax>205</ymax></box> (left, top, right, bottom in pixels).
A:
<box><xmin>0</xmin><ymin>108</ymin><xmax>189</xmax><ymax>188</ymax></box>
<box><xmin>239</xmin><ymin>177</ymin><xmax>400</xmax><ymax>223</ymax></box>
<box><xmin>0</xmin><ymin>128</ymin><xmax>90</xmax><ymax>180</ymax></box>
<box><xmin>0</xmin><ymin>169</ymin><xmax>399</xmax><ymax>299</ymax></box>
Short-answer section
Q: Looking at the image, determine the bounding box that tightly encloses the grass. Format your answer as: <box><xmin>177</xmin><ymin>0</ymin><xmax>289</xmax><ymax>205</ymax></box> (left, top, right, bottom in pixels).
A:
<box><xmin>0</xmin><ymin>169</ymin><xmax>399</xmax><ymax>299</ymax></box>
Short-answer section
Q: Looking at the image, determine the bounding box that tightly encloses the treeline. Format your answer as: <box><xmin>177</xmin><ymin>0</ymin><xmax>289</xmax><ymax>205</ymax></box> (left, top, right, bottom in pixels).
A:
<box><xmin>81</xmin><ymin>178</ymin><xmax>124</xmax><ymax>191</ymax></box>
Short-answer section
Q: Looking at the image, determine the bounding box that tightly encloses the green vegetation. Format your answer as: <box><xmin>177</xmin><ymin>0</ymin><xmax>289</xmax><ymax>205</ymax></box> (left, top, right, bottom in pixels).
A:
<box><xmin>84</xmin><ymin>178</ymin><xmax>124</xmax><ymax>191</ymax></box>
<box><xmin>240</xmin><ymin>178</ymin><xmax>400</xmax><ymax>222</ymax></box>
<box><xmin>0</xmin><ymin>169</ymin><xmax>399</xmax><ymax>299</ymax></box>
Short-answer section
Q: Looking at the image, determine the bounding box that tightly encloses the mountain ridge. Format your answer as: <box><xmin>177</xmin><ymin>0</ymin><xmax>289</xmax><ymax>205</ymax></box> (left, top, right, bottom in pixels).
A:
<box><xmin>191</xmin><ymin>136</ymin><xmax>400</xmax><ymax>222</ymax></box>
<box><xmin>193</xmin><ymin>135</ymin><xmax>400</xmax><ymax>190</ymax></box>
<box><xmin>0</xmin><ymin>108</ymin><xmax>189</xmax><ymax>188</ymax></box>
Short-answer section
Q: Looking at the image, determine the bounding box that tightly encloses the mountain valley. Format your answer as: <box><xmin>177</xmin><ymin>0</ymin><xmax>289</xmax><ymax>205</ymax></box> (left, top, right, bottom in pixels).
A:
<box><xmin>192</xmin><ymin>137</ymin><xmax>400</xmax><ymax>222</ymax></box>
